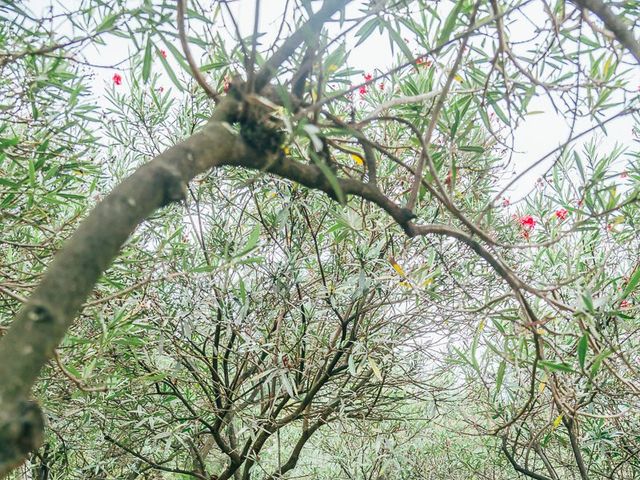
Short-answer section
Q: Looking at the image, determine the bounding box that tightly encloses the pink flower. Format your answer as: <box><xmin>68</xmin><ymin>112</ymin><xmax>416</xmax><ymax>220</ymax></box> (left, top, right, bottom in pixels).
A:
<box><xmin>112</xmin><ymin>73</ymin><xmax>122</xmax><ymax>85</ymax></box>
<box><xmin>158</xmin><ymin>86</ymin><xmax>164</xmax><ymax>93</ymax></box>
<box><xmin>160</xmin><ymin>49</ymin><xmax>167</xmax><ymax>58</ymax></box>
<box><xmin>359</xmin><ymin>85</ymin><xmax>368</xmax><ymax>96</ymax></box>
<box><xmin>554</xmin><ymin>208</ymin><xmax>568</xmax><ymax>221</ymax></box>
<box><xmin>502</xmin><ymin>198</ymin><xmax>510</xmax><ymax>207</ymax></box>
<box><xmin>519</xmin><ymin>215</ymin><xmax>536</xmax><ymax>230</ymax></box>
<box><xmin>620</xmin><ymin>170</ymin><xmax>628</xmax><ymax>178</ymax></box>
<box><xmin>620</xmin><ymin>299</ymin><xmax>631</xmax><ymax>309</ymax></box>
<box><xmin>363</xmin><ymin>73</ymin><xmax>373</xmax><ymax>82</ymax></box>
<box><xmin>379</xmin><ymin>82</ymin><xmax>385</xmax><ymax>90</ymax></box>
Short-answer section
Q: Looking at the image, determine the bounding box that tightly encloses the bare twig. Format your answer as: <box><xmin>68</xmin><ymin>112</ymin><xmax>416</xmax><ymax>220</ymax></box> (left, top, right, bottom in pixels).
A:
<box><xmin>177</xmin><ymin>0</ymin><xmax>220</xmax><ymax>100</ymax></box>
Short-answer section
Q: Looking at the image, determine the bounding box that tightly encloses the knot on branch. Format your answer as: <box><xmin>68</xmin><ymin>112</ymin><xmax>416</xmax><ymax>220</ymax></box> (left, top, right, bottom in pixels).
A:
<box><xmin>238</xmin><ymin>92</ymin><xmax>286</xmax><ymax>155</ymax></box>
<box><xmin>26</xmin><ymin>305</ymin><xmax>54</xmax><ymax>324</ymax></box>
<box><xmin>154</xmin><ymin>163</ymin><xmax>187</xmax><ymax>207</ymax></box>
<box><xmin>0</xmin><ymin>400</ymin><xmax>44</xmax><ymax>474</ymax></box>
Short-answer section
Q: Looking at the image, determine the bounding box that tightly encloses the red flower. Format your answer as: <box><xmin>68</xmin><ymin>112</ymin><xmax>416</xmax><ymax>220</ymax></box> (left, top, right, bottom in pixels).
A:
<box><xmin>359</xmin><ymin>85</ymin><xmax>368</xmax><ymax>96</ymax></box>
<box><xmin>415</xmin><ymin>56</ymin><xmax>432</xmax><ymax>68</ymax></box>
<box><xmin>223</xmin><ymin>76</ymin><xmax>231</xmax><ymax>93</ymax></box>
<box><xmin>363</xmin><ymin>73</ymin><xmax>373</xmax><ymax>82</ymax></box>
<box><xmin>158</xmin><ymin>86</ymin><xmax>164</xmax><ymax>93</ymax></box>
<box><xmin>620</xmin><ymin>299</ymin><xmax>631</xmax><ymax>309</ymax></box>
<box><xmin>160</xmin><ymin>49</ymin><xmax>167</xmax><ymax>58</ymax></box>
<box><xmin>379</xmin><ymin>82</ymin><xmax>385</xmax><ymax>90</ymax></box>
<box><xmin>519</xmin><ymin>215</ymin><xmax>536</xmax><ymax>230</ymax></box>
<box><xmin>502</xmin><ymin>198</ymin><xmax>510</xmax><ymax>207</ymax></box>
<box><xmin>554</xmin><ymin>208</ymin><xmax>568</xmax><ymax>221</ymax></box>
<box><xmin>112</xmin><ymin>73</ymin><xmax>122</xmax><ymax>85</ymax></box>
<box><xmin>521</xmin><ymin>230</ymin><xmax>530</xmax><ymax>240</ymax></box>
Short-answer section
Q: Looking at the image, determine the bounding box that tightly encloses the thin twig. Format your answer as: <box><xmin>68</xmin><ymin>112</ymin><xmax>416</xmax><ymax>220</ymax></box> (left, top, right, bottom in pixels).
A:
<box><xmin>177</xmin><ymin>0</ymin><xmax>220</xmax><ymax>100</ymax></box>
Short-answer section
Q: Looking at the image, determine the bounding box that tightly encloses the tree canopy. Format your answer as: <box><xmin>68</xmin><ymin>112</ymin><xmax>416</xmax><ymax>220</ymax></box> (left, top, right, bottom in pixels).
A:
<box><xmin>0</xmin><ymin>0</ymin><xmax>639</xmax><ymax>478</ymax></box>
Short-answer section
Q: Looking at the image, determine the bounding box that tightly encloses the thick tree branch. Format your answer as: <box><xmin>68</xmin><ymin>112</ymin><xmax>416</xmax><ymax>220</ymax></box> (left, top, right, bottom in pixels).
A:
<box><xmin>572</xmin><ymin>0</ymin><xmax>640</xmax><ymax>63</ymax></box>
<box><xmin>253</xmin><ymin>0</ymin><xmax>348</xmax><ymax>92</ymax></box>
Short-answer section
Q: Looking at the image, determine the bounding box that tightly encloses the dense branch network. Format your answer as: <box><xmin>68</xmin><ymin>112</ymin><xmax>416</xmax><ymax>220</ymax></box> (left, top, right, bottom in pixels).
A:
<box><xmin>0</xmin><ymin>0</ymin><xmax>638</xmax><ymax>477</ymax></box>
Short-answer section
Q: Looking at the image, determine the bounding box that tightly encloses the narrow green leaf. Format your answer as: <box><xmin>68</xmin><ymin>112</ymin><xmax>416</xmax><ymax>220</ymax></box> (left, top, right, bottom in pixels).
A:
<box><xmin>590</xmin><ymin>349</ymin><xmax>612</xmax><ymax>377</ymax></box>
<box><xmin>495</xmin><ymin>360</ymin><xmax>506</xmax><ymax>395</ymax></box>
<box><xmin>355</xmin><ymin>18</ymin><xmax>379</xmax><ymax>47</ymax></box>
<box><xmin>237</xmin><ymin>225</ymin><xmax>260</xmax><ymax>257</ymax></box>
<box><xmin>539</xmin><ymin>360</ymin><xmax>575</xmax><ymax>373</ymax></box>
<box><xmin>438</xmin><ymin>0</ymin><xmax>463</xmax><ymax>46</ymax></box>
<box><xmin>459</xmin><ymin>145</ymin><xmax>485</xmax><ymax>153</ymax></box>
<box><xmin>622</xmin><ymin>267</ymin><xmax>640</xmax><ymax>300</ymax></box>
<box><xmin>96</xmin><ymin>12</ymin><xmax>118</xmax><ymax>33</ymax></box>
<box><xmin>577</xmin><ymin>333</ymin><xmax>588</xmax><ymax>369</ymax></box>
<box><xmin>158</xmin><ymin>51</ymin><xmax>184</xmax><ymax>91</ymax></box>
<box><xmin>385</xmin><ymin>20</ymin><xmax>414</xmax><ymax>62</ymax></box>
<box><xmin>142</xmin><ymin>37</ymin><xmax>152</xmax><ymax>83</ymax></box>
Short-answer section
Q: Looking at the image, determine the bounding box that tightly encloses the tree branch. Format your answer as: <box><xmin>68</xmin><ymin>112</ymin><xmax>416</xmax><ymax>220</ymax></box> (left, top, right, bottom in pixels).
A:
<box><xmin>572</xmin><ymin>0</ymin><xmax>640</xmax><ymax>63</ymax></box>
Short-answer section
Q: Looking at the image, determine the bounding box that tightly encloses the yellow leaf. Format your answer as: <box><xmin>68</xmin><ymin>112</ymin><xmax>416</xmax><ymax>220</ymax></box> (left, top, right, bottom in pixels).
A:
<box><xmin>536</xmin><ymin>328</ymin><xmax>545</xmax><ymax>335</ymax></box>
<box><xmin>327</xmin><ymin>64</ymin><xmax>338</xmax><ymax>73</ymax></box>
<box><xmin>423</xmin><ymin>277</ymin><xmax>434</xmax><ymax>287</ymax></box>
<box><xmin>603</xmin><ymin>56</ymin><xmax>612</xmax><ymax>77</ymax></box>
<box><xmin>282</xmin><ymin>145</ymin><xmax>290</xmax><ymax>155</ymax></box>
<box><xmin>368</xmin><ymin>357</ymin><xmax>383</xmax><ymax>381</ymax></box>
<box><xmin>454</xmin><ymin>74</ymin><xmax>464</xmax><ymax>83</ymax></box>
<box><xmin>350</xmin><ymin>153</ymin><xmax>364</xmax><ymax>166</ymax></box>
<box><xmin>539</xmin><ymin>374</ymin><xmax>547</xmax><ymax>394</ymax></box>
<box><xmin>399</xmin><ymin>281</ymin><xmax>411</xmax><ymax>288</ymax></box>
<box><xmin>478</xmin><ymin>319</ymin><xmax>486</xmax><ymax>333</ymax></box>
<box><xmin>390</xmin><ymin>258</ymin><xmax>406</xmax><ymax>277</ymax></box>
<box><xmin>552</xmin><ymin>414</ymin><xmax>563</xmax><ymax>430</ymax></box>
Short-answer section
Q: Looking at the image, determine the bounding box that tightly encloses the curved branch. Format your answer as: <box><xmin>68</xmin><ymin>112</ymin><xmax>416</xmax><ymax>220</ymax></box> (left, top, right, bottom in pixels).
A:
<box><xmin>177</xmin><ymin>0</ymin><xmax>220</xmax><ymax>100</ymax></box>
<box><xmin>572</xmin><ymin>0</ymin><xmax>640</xmax><ymax>63</ymax></box>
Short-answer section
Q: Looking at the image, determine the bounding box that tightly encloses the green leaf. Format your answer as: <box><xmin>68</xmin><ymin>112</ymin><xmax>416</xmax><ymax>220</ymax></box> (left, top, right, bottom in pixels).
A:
<box><xmin>142</xmin><ymin>37</ymin><xmax>152</xmax><ymax>83</ymax></box>
<box><xmin>237</xmin><ymin>225</ymin><xmax>260</xmax><ymax>257</ymax></box>
<box><xmin>459</xmin><ymin>145</ymin><xmax>485</xmax><ymax>153</ymax></box>
<box><xmin>158</xmin><ymin>50</ymin><xmax>184</xmax><ymax>91</ymax></box>
<box><xmin>438</xmin><ymin>0</ymin><xmax>463</xmax><ymax>46</ymax></box>
<box><xmin>577</xmin><ymin>333</ymin><xmax>588</xmax><ymax>369</ymax></box>
<box><xmin>355</xmin><ymin>18</ymin><xmax>379</xmax><ymax>47</ymax></box>
<box><xmin>590</xmin><ymin>349</ymin><xmax>612</xmax><ymax>377</ymax></box>
<box><xmin>96</xmin><ymin>12</ymin><xmax>118</xmax><ymax>33</ymax></box>
<box><xmin>621</xmin><ymin>267</ymin><xmax>640</xmax><ymax>300</ymax></box>
<box><xmin>384</xmin><ymin>20</ymin><xmax>414</xmax><ymax>62</ymax></box>
<box><xmin>495</xmin><ymin>360</ymin><xmax>506</xmax><ymax>396</ymax></box>
<box><xmin>539</xmin><ymin>360</ymin><xmax>575</xmax><ymax>373</ymax></box>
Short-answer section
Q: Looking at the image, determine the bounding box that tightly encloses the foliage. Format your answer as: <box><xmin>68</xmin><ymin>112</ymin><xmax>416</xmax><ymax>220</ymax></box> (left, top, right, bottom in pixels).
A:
<box><xmin>0</xmin><ymin>0</ymin><xmax>639</xmax><ymax>479</ymax></box>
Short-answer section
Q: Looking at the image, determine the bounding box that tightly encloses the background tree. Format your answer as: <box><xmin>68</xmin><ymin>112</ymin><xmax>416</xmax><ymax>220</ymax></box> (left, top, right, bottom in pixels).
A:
<box><xmin>0</xmin><ymin>0</ymin><xmax>638</xmax><ymax>478</ymax></box>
